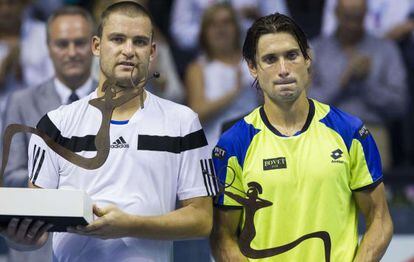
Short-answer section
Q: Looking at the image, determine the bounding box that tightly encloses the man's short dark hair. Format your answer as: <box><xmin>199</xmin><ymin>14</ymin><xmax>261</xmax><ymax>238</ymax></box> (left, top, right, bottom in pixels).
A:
<box><xmin>47</xmin><ymin>6</ymin><xmax>95</xmax><ymax>43</ymax></box>
<box><xmin>242</xmin><ymin>13</ymin><xmax>311</xmax><ymax>68</ymax></box>
<box><xmin>96</xmin><ymin>1</ymin><xmax>154</xmax><ymax>38</ymax></box>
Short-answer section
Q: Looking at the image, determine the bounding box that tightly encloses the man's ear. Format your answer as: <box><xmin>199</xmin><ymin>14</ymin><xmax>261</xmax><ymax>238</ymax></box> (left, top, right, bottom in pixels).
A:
<box><xmin>91</xmin><ymin>36</ymin><xmax>101</xmax><ymax>57</ymax></box>
<box><xmin>149</xmin><ymin>42</ymin><xmax>156</xmax><ymax>61</ymax></box>
<box><xmin>306</xmin><ymin>48</ymin><xmax>313</xmax><ymax>73</ymax></box>
<box><xmin>247</xmin><ymin>61</ymin><xmax>258</xmax><ymax>79</ymax></box>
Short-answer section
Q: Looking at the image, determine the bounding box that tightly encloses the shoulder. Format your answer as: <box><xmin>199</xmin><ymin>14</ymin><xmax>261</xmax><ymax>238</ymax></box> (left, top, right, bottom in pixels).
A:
<box><xmin>316</xmin><ymin>100</ymin><xmax>365</xmax><ymax>150</ymax></box>
<box><xmin>150</xmin><ymin>93</ymin><xmax>199</xmax><ymax>122</ymax></box>
<box><xmin>365</xmin><ymin>34</ymin><xmax>399</xmax><ymax>51</ymax></box>
<box><xmin>38</xmin><ymin>92</ymin><xmax>93</xmax><ymax>131</ymax></box>
<box><xmin>10</xmin><ymin>80</ymin><xmax>50</xmax><ymax>100</ymax></box>
<box><xmin>310</xmin><ymin>35</ymin><xmax>332</xmax><ymax>51</ymax></box>
<box><xmin>215</xmin><ymin>109</ymin><xmax>261</xmax><ymax>155</ymax></box>
<box><xmin>221</xmin><ymin>119</ymin><xmax>259</xmax><ymax>145</ymax></box>
<box><xmin>7</xmin><ymin>80</ymin><xmax>52</xmax><ymax>108</ymax></box>
<box><xmin>8</xmin><ymin>88</ymin><xmax>33</xmax><ymax>105</ymax></box>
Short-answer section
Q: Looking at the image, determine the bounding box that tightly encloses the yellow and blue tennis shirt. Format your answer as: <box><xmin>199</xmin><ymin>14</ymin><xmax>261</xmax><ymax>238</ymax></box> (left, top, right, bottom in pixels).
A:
<box><xmin>212</xmin><ymin>99</ymin><xmax>382</xmax><ymax>261</ymax></box>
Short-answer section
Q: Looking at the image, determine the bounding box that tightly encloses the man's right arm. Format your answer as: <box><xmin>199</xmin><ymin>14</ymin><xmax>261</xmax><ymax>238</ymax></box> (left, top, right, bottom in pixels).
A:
<box><xmin>210</xmin><ymin>207</ymin><xmax>248</xmax><ymax>262</ymax></box>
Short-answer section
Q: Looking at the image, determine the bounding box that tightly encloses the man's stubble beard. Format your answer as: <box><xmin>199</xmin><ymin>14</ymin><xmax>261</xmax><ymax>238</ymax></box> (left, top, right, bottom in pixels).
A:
<box><xmin>263</xmin><ymin>86</ymin><xmax>303</xmax><ymax>106</ymax></box>
<box><xmin>114</xmin><ymin>77</ymin><xmax>134</xmax><ymax>89</ymax></box>
<box><xmin>102</xmin><ymin>67</ymin><xmax>145</xmax><ymax>89</ymax></box>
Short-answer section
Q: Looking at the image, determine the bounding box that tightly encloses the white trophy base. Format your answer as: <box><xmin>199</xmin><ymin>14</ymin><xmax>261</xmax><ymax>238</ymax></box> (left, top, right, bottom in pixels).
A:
<box><xmin>0</xmin><ymin>188</ymin><xmax>93</xmax><ymax>232</ymax></box>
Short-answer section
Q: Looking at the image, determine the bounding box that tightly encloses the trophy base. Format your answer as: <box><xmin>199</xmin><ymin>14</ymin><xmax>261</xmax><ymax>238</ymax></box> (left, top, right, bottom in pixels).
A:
<box><xmin>0</xmin><ymin>188</ymin><xmax>93</xmax><ymax>232</ymax></box>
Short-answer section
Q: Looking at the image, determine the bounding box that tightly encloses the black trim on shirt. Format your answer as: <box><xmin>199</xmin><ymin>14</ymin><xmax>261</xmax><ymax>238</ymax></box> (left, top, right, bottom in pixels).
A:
<box><xmin>137</xmin><ymin>129</ymin><xmax>208</xmax><ymax>153</ymax></box>
<box><xmin>32</xmin><ymin>150</ymin><xmax>45</xmax><ymax>184</ymax></box>
<box><xmin>37</xmin><ymin>115</ymin><xmax>97</xmax><ymax>152</ymax></box>
<box><xmin>352</xmin><ymin>178</ymin><xmax>383</xmax><ymax>192</ymax></box>
<box><xmin>29</xmin><ymin>145</ymin><xmax>40</xmax><ymax>180</ymax></box>
<box><xmin>208</xmin><ymin>158</ymin><xmax>219</xmax><ymax>194</ymax></box>
<box><xmin>259</xmin><ymin>99</ymin><xmax>315</xmax><ymax>137</ymax></box>
<box><xmin>200</xmin><ymin>160</ymin><xmax>212</xmax><ymax>196</ymax></box>
<box><xmin>213</xmin><ymin>204</ymin><xmax>244</xmax><ymax>210</ymax></box>
<box><xmin>30</xmin><ymin>146</ymin><xmax>40</xmax><ymax>181</ymax></box>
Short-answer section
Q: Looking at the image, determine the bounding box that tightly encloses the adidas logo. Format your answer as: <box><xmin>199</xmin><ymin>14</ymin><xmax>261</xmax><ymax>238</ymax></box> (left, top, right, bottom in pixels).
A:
<box><xmin>111</xmin><ymin>136</ymin><xmax>129</xmax><ymax>148</ymax></box>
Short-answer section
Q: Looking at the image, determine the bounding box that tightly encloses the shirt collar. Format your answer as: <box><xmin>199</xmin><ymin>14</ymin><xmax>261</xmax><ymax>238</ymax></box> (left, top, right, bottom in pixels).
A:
<box><xmin>54</xmin><ymin>77</ymin><xmax>94</xmax><ymax>104</ymax></box>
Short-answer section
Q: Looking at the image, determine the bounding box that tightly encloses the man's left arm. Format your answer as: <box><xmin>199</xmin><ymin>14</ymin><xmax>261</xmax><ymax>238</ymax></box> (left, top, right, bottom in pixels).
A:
<box><xmin>353</xmin><ymin>183</ymin><xmax>393</xmax><ymax>262</ymax></box>
<box><xmin>68</xmin><ymin>196</ymin><xmax>212</xmax><ymax>240</ymax></box>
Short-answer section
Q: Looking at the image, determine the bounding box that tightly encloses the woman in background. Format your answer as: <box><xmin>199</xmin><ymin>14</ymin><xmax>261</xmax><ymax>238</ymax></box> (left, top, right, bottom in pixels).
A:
<box><xmin>185</xmin><ymin>3</ymin><xmax>259</xmax><ymax>149</ymax></box>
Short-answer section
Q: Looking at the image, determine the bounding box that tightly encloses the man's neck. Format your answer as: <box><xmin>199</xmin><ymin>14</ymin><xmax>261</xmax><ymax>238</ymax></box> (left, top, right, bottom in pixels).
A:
<box><xmin>263</xmin><ymin>94</ymin><xmax>310</xmax><ymax>136</ymax></box>
<box><xmin>97</xmin><ymin>78</ymin><xmax>146</xmax><ymax>121</ymax></box>
<box><xmin>58</xmin><ymin>75</ymin><xmax>90</xmax><ymax>91</ymax></box>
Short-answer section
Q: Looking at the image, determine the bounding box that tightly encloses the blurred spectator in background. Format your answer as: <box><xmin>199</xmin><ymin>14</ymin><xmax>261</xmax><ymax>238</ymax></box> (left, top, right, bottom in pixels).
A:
<box><xmin>170</xmin><ymin>0</ymin><xmax>285</xmax><ymax>76</ymax></box>
<box><xmin>30</xmin><ymin>0</ymin><xmax>64</xmax><ymax>21</ymax></box>
<box><xmin>322</xmin><ymin>0</ymin><xmax>413</xmax><ymax>39</ymax></box>
<box><xmin>391</xmin><ymin>4</ymin><xmax>414</xmax><ymax>166</ymax></box>
<box><xmin>92</xmin><ymin>0</ymin><xmax>184</xmax><ymax>103</ymax></box>
<box><xmin>309</xmin><ymin>0</ymin><xmax>407</xmax><ymax>171</ymax></box>
<box><xmin>284</xmin><ymin>0</ymin><xmax>326</xmax><ymax>40</ymax></box>
<box><xmin>185</xmin><ymin>3</ymin><xmax>258</xmax><ymax>150</ymax></box>
<box><xmin>2</xmin><ymin>6</ymin><xmax>96</xmax><ymax>261</ymax></box>
<box><xmin>0</xmin><ymin>0</ymin><xmax>54</xmax><ymax>131</ymax></box>
<box><xmin>321</xmin><ymin>0</ymin><xmax>414</xmax><ymax>167</ymax></box>
<box><xmin>3</xmin><ymin>5</ymin><xmax>95</xmax><ymax>187</ymax></box>
<box><xmin>323</xmin><ymin>0</ymin><xmax>414</xmax><ymax>168</ymax></box>
<box><xmin>171</xmin><ymin>0</ymin><xmax>286</xmax><ymax>50</ymax></box>
<box><xmin>396</xmin><ymin>5</ymin><xmax>414</xmax><ymax>202</ymax></box>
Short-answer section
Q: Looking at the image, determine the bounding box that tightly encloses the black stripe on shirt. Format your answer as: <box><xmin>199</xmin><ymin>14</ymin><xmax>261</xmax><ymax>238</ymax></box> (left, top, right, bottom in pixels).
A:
<box><xmin>32</xmin><ymin>144</ymin><xmax>37</xmax><ymax>162</ymax></box>
<box><xmin>37</xmin><ymin>114</ymin><xmax>97</xmax><ymax>152</ymax></box>
<box><xmin>204</xmin><ymin>159</ymin><xmax>214</xmax><ymax>196</ymax></box>
<box><xmin>208</xmin><ymin>159</ymin><xmax>219</xmax><ymax>195</ymax></box>
<box><xmin>200</xmin><ymin>160</ymin><xmax>211</xmax><ymax>196</ymax></box>
<box><xmin>137</xmin><ymin>129</ymin><xmax>207</xmax><ymax>153</ymax></box>
<box><xmin>352</xmin><ymin>178</ymin><xmax>383</xmax><ymax>192</ymax></box>
<box><xmin>213</xmin><ymin>204</ymin><xmax>244</xmax><ymax>210</ymax></box>
<box><xmin>30</xmin><ymin>146</ymin><xmax>40</xmax><ymax>181</ymax></box>
<box><xmin>32</xmin><ymin>149</ymin><xmax>45</xmax><ymax>184</ymax></box>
